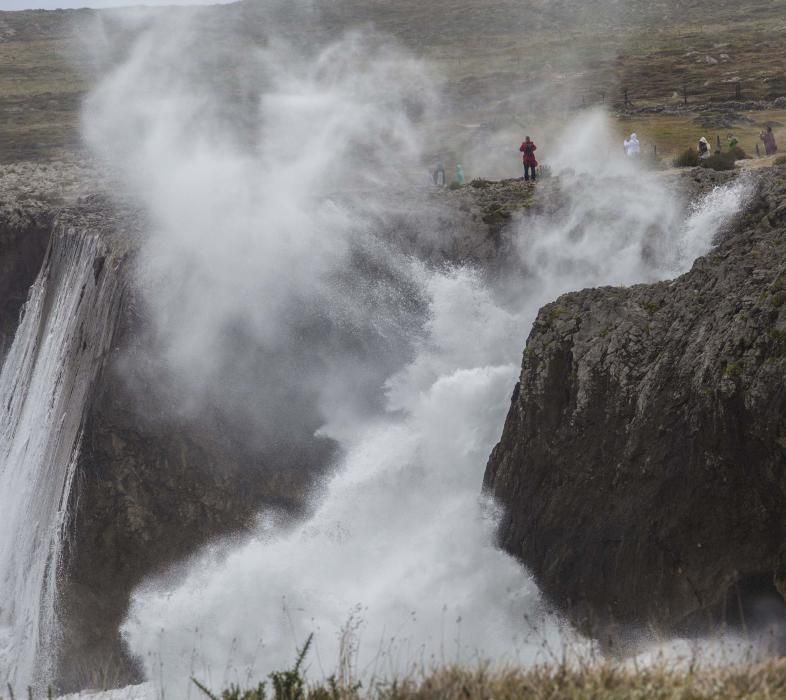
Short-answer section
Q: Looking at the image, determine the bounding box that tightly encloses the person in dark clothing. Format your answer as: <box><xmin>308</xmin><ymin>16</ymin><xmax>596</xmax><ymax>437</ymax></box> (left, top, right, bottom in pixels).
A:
<box><xmin>520</xmin><ymin>136</ymin><xmax>538</xmax><ymax>181</ymax></box>
<box><xmin>761</xmin><ymin>126</ymin><xmax>778</xmax><ymax>156</ymax></box>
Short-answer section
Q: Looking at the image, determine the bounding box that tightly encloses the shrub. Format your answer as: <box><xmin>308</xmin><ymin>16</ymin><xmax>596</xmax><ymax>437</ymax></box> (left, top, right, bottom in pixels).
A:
<box><xmin>537</xmin><ymin>164</ymin><xmax>552</xmax><ymax>179</ymax></box>
<box><xmin>700</xmin><ymin>152</ymin><xmax>737</xmax><ymax>171</ymax></box>
<box><xmin>673</xmin><ymin>147</ymin><xmax>700</xmax><ymax>167</ymax></box>
<box><xmin>728</xmin><ymin>145</ymin><xmax>748</xmax><ymax>160</ymax></box>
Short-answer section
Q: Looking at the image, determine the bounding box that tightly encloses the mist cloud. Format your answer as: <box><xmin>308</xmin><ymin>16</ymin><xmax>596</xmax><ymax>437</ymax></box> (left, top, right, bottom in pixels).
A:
<box><xmin>79</xmin><ymin>7</ymin><xmax>754</xmax><ymax>692</ymax></box>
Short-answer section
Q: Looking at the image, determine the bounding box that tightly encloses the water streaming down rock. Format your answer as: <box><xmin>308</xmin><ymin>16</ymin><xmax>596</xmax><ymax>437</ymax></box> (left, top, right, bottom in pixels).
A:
<box><xmin>0</xmin><ymin>223</ymin><xmax>124</xmax><ymax>691</ymax></box>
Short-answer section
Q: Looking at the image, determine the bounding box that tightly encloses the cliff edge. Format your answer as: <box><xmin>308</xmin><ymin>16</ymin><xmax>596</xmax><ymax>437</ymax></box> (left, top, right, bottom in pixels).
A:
<box><xmin>484</xmin><ymin>166</ymin><xmax>786</xmax><ymax>643</ymax></box>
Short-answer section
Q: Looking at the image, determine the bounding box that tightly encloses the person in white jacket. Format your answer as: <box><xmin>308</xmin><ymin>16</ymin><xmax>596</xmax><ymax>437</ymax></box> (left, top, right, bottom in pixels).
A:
<box><xmin>623</xmin><ymin>133</ymin><xmax>640</xmax><ymax>157</ymax></box>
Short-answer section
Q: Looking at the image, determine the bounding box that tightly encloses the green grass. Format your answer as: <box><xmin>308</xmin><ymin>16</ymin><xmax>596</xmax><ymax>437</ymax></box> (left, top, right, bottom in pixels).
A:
<box><xmin>1</xmin><ymin>2</ymin><xmax>786</xmax><ymax>162</ymax></box>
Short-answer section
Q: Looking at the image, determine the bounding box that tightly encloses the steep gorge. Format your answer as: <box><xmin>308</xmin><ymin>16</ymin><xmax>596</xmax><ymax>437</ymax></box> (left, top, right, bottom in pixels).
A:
<box><xmin>0</xmin><ymin>171</ymin><xmax>521</xmax><ymax>690</ymax></box>
<box><xmin>0</xmin><ymin>160</ymin><xmax>769</xmax><ymax>689</ymax></box>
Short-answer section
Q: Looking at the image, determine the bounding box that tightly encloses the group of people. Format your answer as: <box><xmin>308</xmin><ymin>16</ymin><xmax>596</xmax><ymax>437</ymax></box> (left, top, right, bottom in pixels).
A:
<box><xmin>627</xmin><ymin>128</ymin><xmax>778</xmax><ymax>162</ymax></box>
<box><xmin>432</xmin><ymin>136</ymin><xmax>540</xmax><ymax>187</ymax></box>
<box><xmin>434</xmin><ymin>122</ymin><xmax>777</xmax><ymax>188</ymax></box>
<box><xmin>697</xmin><ymin>127</ymin><xmax>778</xmax><ymax>158</ymax></box>
<box><xmin>432</xmin><ymin>162</ymin><xmax>465</xmax><ymax>187</ymax></box>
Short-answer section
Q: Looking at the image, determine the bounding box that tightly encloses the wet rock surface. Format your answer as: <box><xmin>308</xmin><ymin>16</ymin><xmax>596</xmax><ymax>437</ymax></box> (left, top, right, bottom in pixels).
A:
<box><xmin>484</xmin><ymin>165</ymin><xmax>786</xmax><ymax>642</ymax></box>
<box><xmin>46</xmin><ymin>200</ymin><xmax>336</xmax><ymax>689</ymax></box>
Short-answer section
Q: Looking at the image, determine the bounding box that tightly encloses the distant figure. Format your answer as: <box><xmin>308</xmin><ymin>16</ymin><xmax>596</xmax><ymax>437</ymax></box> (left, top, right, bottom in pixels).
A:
<box><xmin>761</xmin><ymin>126</ymin><xmax>778</xmax><ymax>156</ymax></box>
<box><xmin>520</xmin><ymin>136</ymin><xmax>538</xmax><ymax>181</ymax></box>
<box><xmin>433</xmin><ymin>162</ymin><xmax>446</xmax><ymax>187</ymax></box>
<box><xmin>455</xmin><ymin>164</ymin><xmax>465</xmax><ymax>186</ymax></box>
<box><xmin>623</xmin><ymin>133</ymin><xmax>640</xmax><ymax>157</ymax></box>
<box><xmin>698</xmin><ymin>136</ymin><xmax>710</xmax><ymax>159</ymax></box>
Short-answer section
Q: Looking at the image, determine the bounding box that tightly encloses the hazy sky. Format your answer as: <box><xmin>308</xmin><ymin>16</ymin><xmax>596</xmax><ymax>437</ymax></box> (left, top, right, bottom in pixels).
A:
<box><xmin>2</xmin><ymin>0</ymin><xmax>234</xmax><ymax>9</ymax></box>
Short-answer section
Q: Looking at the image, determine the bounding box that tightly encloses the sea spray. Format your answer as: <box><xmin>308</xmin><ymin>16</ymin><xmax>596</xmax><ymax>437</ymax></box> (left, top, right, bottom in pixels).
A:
<box><xmin>121</xmin><ymin>162</ymin><xmax>751</xmax><ymax>691</ymax></box>
<box><xmin>0</xmin><ymin>227</ymin><xmax>122</xmax><ymax>691</ymax></box>
<box><xmin>75</xmin><ymin>17</ymin><xmax>755</xmax><ymax>690</ymax></box>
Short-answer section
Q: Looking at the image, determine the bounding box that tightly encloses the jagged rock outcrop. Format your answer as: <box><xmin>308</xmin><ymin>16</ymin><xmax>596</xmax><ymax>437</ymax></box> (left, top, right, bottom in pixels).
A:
<box><xmin>484</xmin><ymin>166</ymin><xmax>786</xmax><ymax>643</ymax></box>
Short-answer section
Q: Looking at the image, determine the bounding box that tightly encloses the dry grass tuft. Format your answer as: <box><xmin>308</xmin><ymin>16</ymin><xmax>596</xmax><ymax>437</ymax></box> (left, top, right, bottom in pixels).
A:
<box><xmin>196</xmin><ymin>660</ymin><xmax>786</xmax><ymax>700</ymax></box>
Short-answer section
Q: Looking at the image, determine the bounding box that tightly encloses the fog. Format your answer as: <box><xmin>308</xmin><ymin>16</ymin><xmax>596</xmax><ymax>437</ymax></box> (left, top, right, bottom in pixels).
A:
<box><xmin>78</xmin><ymin>3</ymin><xmax>752</xmax><ymax>694</ymax></box>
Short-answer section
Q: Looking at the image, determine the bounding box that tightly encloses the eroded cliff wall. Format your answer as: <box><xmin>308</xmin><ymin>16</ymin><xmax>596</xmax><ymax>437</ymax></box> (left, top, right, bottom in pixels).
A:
<box><xmin>484</xmin><ymin>166</ymin><xmax>786</xmax><ymax>641</ymax></box>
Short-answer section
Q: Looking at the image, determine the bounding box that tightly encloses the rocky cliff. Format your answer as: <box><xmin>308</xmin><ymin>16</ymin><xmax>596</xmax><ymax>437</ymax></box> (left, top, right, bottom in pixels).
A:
<box><xmin>484</xmin><ymin>166</ymin><xmax>786</xmax><ymax>645</ymax></box>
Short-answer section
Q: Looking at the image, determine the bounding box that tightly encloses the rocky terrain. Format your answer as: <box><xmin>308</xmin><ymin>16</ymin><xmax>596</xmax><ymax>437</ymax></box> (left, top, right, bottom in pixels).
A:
<box><xmin>484</xmin><ymin>164</ymin><xmax>786</xmax><ymax>646</ymax></box>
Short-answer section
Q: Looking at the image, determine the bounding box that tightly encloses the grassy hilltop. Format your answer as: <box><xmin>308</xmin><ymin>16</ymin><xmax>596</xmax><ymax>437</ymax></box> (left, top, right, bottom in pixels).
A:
<box><xmin>0</xmin><ymin>0</ymin><xmax>785</xmax><ymax>163</ymax></box>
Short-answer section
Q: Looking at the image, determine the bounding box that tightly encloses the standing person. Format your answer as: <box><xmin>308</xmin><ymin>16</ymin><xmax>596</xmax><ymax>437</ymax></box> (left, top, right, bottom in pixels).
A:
<box><xmin>520</xmin><ymin>136</ymin><xmax>538</xmax><ymax>181</ymax></box>
<box><xmin>698</xmin><ymin>136</ymin><xmax>710</xmax><ymax>159</ymax></box>
<box><xmin>624</xmin><ymin>133</ymin><xmax>640</xmax><ymax>157</ymax></box>
<box><xmin>455</xmin><ymin>163</ymin><xmax>465</xmax><ymax>186</ymax></box>
<box><xmin>433</xmin><ymin>161</ymin><xmax>446</xmax><ymax>187</ymax></box>
<box><xmin>761</xmin><ymin>126</ymin><xmax>778</xmax><ymax>156</ymax></box>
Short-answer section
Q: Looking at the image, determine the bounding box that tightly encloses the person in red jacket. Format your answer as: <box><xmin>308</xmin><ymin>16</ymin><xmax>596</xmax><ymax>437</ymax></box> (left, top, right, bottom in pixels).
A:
<box><xmin>520</xmin><ymin>136</ymin><xmax>538</xmax><ymax>181</ymax></box>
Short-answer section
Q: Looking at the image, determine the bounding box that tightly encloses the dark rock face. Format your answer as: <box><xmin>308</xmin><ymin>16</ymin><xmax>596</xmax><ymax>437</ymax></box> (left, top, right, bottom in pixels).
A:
<box><xmin>484</xmin><ymin>167</ymin><xmax>786</xmax><ymax>642</ymax></box>
<box><xmin>0</xmin><ymin>203</ymin><xmax>51</xmax><ymax>358</ymax></box>
<box><xmin>58</xmin><ymin>339</ymin><xmax>335</xmax><ymax>688</ymax></box>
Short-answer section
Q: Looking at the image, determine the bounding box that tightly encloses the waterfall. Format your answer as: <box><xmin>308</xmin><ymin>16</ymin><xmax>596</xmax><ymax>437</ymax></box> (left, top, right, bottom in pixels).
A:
<box><xmin>0</xmin><ymin>223</ymin><xmax>123</xmax><ymax>692</ymax></box>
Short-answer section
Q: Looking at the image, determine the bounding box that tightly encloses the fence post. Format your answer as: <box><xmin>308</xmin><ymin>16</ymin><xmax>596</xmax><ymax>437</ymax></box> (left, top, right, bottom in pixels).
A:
<box><xmin>756</xmin><ymin>143</ymin><xmax>761</xmax><ymax>158</ymax></box>
<box><xmin>716</xmin><ymin>135</ymin><xmax>721</xmax><ymax>153</ymax></box>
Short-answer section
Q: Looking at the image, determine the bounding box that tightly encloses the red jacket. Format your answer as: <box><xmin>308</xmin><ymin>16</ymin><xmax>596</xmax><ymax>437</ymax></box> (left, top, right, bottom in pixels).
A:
<box><xmin>520</xmin><ymin>141</ymin><xmax>538</xmax><ymax>166</ymax></box>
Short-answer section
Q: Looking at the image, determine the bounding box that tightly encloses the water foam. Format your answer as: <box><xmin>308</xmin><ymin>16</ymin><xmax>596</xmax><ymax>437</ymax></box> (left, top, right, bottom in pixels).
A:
<box><xmin>75</xmin><ymin>18</ymin><xmax>752</xmax><ymax>691</ymax></box>
<box><xmin>0</xmin><ymin>229</ymin><xmax>121</xmax><ymax>691</ymax></box>
<box><xmin>121</xmin><ymin>152</ymin><xmax>751</xmax><ymax>695</ymax></box>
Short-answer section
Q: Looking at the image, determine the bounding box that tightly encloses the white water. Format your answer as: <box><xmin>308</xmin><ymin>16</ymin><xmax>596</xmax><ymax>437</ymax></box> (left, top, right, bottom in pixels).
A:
<box><xmin>0</xmin><ymin>229</ymin><xmax>121</xmax><ymax>692</ymax></box>
<box><xmin>119</xmin><ymin>130</ymin><xmax>751</xmax><ymax>694</ymax></box>
<box><xmin>72</xmin><ymin>13</ymin><xmax>754</xmax><ymax>692</ymax></box>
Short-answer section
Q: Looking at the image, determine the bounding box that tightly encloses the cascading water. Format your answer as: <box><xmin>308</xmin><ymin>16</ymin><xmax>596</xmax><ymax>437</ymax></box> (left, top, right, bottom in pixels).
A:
<box><xmin>121</xmin><ymin>162</ymin><xmax>753</xmax><ymax>692</ymax></box>
<box><xmin>72</xmin><ymin>14</ymin><xmax>756</xmax><ymax>693</ymax></box>
<box><xmin>0</xmin><ymin>224</ymin><xmax>123</xmax><ymax>692</ymax></box>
